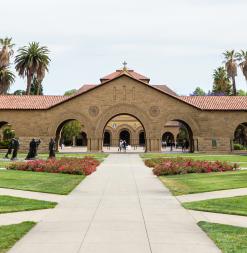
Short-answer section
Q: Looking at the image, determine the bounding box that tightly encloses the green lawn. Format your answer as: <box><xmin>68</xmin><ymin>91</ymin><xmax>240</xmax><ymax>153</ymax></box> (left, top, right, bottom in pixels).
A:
<box><xmin>0</xmin><ymin>195</ymin><xmax>56</xmax><ymax>214</ymax></box>
<box><xmin>0</xmin><ymin>222</ymin><xmax>35</xmax><ymax>253</ymax></box>
<box><xmin>0</xmin><ymin>170</ymin><xmax>85</xmax><ymax>195</ymax></box>
<box><xmin>198</xmin><ymin>221</ymin><xmax>247</xmax><ymax>253</ymax></box>
<box><xmin>183</xmin><ymin>195</ymin><xmax>247</xmax><ymax>216</ymax></box>
<box><xmin>160</xmin><ymin>170</ymin><xmax>247</xmax><ymax>195</ymax></box>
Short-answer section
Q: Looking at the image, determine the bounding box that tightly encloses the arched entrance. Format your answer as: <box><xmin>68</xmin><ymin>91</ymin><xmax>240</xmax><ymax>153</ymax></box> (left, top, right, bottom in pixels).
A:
<box><xmin>101</xmin><ymin>114</ymin><xmax>146</xmax><ymax>152</ymax></box>
<box><xmin>161</xmin><ymin>119</ymin><xmax>194</xmax><ymax>153</ymax></box>
<box><xmin>162</xmin><ymin>132</ymin><xmax>175</xmax><ymax>147</ymax></box>
<box><xmin>119</xmin><ymin>130</ymin><xmax>130</xmax><ymax>145</ymax></box>
<box><xmin>103</xmin><ymin>131</ymin><xmax>111</xmax><ymax>146</ymax></box>
<box><xmin>233</xmin><ymin>122</ymin><xmax>247</xmax><ymax>150</ymax></box>
<box><xmin>55</xmin><ymin>119</ymin><xmax>87</xmax><ymax>152</ymax></box>
<box><xmin>139</xmin><ymin>131</ymin><xmax>145</xmax><ymax>146</ymax></box>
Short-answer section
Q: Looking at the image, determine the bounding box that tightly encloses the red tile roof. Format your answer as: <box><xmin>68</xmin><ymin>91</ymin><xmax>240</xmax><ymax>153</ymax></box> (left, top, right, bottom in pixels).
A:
<box><xmin>0</xmin><ymin>95</ymin><xmax>66</xmax><ymax>109</ymax></box>
<box><xmin>1</xmin><ymin>71</ymin><xmax>247</xmax><ymax>111</ymax></box>
<box><xmin>100</xmin><ymin>69</ymin><xmax>150</xmax><ymax>83</ymax></box>
<box><xmin>179</xmin><ymin>96</ymin><xmax>247</xmax><ymax>110</ymax></box>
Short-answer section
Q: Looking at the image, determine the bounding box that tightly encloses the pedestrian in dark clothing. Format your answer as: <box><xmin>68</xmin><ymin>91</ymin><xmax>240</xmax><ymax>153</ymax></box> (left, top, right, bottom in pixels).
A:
<box><xmin>26</xmin><ymin>139</ymin><xmax>40</xmax><ymax>160</ymax></box>
<box><xmin>5</xmin><ymin>138</ymin><xmax>14</xmax><ymax>159</ymax></box>
<box><xmin>11</xmin><ymin>138</ymin><xmax>20</xmax><ymax>160</ymax></box>
<box><xmin>49</xmin><ymin>138</ymin><xmax>56</xmax><ymax>159</ymax></box>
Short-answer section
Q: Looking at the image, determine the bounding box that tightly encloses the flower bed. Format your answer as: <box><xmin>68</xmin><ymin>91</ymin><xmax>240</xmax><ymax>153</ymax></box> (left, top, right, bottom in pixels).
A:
<box><xmin>145</xmin><ymin>158</ymin><xmax>238</xmax><ymax>176</ymax></box>
<box><xmin>7</xmin><ymin>157</ymin><xmax>100</xmax><ymax>175</ymax></box>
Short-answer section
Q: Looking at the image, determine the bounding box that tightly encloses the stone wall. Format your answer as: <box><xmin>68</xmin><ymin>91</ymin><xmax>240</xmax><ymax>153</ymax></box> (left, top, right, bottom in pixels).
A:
<box><xmin>1</xmin><ymin>75</ymin><xmax>247</xmax><ymax>153</ymax></box>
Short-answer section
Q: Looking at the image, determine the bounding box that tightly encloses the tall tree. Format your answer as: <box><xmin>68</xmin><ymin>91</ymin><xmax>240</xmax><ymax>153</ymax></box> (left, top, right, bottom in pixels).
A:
<box><xmin>0</xmin><ymin>37</ymin><xmax>14</xmax><ymax>67</ymax></box>
<box><xmin>212</xmin><ymin>67</ymin><xmax>232</xmax><ymax>95</ymax></box>
<box><xmin>236</xmin><ymin>50</ymin><xmax>247</xmax><ymax>83</ymax></box>
<box><xmin>15</xmin><ymin>42</ymin><xmax>50</xmax><ymax>95</ymax></box>
<box><xmin>191</xmin><ymin>87</ymin><xmax>206</xmax><ymax>96</ymax></box>
<box><xmin>0</xmin><ymin>66</ymin><xmax>15</xmax><ymax>94</ymax></box>
<box><xmin>30</xmin><ymin>77</ymin><xmax>43</xmax><ymax>95</ymax></box>
<box><xmin>223</xmin><ymin>50</ymin><xmax>237</xmax><ymax>95</ymax></box>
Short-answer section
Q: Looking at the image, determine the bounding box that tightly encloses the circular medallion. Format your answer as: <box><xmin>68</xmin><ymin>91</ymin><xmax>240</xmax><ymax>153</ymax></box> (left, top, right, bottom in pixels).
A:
<box><xmin>149</xmin><ymin>106</ymin><xmax>160</xmax><ymax>117</ymax></box>
<box><xmin>89</xmin><ymin>106</ymin><xmax>99</xmax><ymax>117</ymax></box>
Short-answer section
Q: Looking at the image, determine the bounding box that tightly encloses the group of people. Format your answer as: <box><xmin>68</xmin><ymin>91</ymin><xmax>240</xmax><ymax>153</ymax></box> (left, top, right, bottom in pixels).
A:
<box><xmin>118</xmin><ymin>139</ymin><xmax>128</xmax><ymax>152</ymax></box>
<box><xmin>162</xmin><ymin>139</ymin><xmax>190</xmax><ymax>152</ymax></box>
<box><xmin>4</xmin><ymin>138</ymin><xmax>56</xmax><ymax>160</ymax></box>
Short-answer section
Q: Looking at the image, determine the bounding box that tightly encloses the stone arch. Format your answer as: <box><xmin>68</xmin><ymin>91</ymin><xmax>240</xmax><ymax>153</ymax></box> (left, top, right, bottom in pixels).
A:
<box><xmin>94</xmin><ymin>104</ymin><xmax>151</xmax><ymax>151</ymax></box>
<box><xmin>160</xmin><ymin>112</ymin><xmax>200</xmax><ymax>138</ymax></box>
<box><xmin>159</xmin><ymin>113</ymin><xmax>198</xmax><ymax>153</ymax></box>
<box><xmin>95</xmin><ymin>104</ymin><xmax>152</xmax><ymax>138</ymax></box>
<box><xmin>103</xmin><ymin>130</ymin><xmax>112</xmax><ymax>146</ymax></box>
<box><xmin>116</xmin><ymin>123</ymin><xmax>136</xmax><ymax>144</ymax></box>
<box><xmin>50</xmin><ymin>112</ymin><xmax>94</xmax><ymax>137</ymax></box>
<box><xmin>162</xmin><ymin>132</ymin><xmax>175</xmax><ymax>142</ymax></box>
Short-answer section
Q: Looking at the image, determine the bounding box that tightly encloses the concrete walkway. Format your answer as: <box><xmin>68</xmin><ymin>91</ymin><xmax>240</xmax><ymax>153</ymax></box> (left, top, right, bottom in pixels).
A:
<box><xmin>189</xmin><ymin>210</ymin><xmax>247</xmax><ymax>228</ymax></box>
<box><xmin>0</xmin><ymin>188</ymin><xmax>65</xmax><ymax>202</ymax></box>
<box><xmin>177</xmin><ymin>187</ymin><xmax>247</xmax><ymax>203</ymax></box>
<box><xmin>9</xmin><ymin>154</ymin><xmax>220</xmax><ymax>253</ymax></box>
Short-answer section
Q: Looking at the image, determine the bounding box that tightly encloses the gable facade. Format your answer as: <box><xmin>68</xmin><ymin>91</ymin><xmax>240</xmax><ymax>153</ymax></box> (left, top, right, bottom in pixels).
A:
<box><xmin>0</xmin><ymin>71</ymin><xmax>247</xmax><ymax>153</ymax></box>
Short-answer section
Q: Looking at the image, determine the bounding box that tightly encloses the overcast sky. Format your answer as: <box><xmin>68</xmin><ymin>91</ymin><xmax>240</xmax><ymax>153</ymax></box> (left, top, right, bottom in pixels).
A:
<box><xmin>2</xmin><ymin>0</ymin><xmax>247</xmax><ymax>95</ymax></box>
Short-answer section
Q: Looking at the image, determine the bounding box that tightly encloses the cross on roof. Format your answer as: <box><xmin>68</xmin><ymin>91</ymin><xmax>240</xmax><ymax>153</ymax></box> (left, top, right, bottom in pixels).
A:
<box><xmin>122</xmin><ymin>61</ymin><xmax>127</xmax><ymax>70</ymax></box>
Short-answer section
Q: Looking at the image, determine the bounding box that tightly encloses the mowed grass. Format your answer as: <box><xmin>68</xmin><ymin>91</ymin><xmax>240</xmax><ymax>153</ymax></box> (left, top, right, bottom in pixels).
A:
<box><xmin>0</xmin><ymin>222</ymin><xmax>35</xmax><ymax>253</ymax></box>
<box><xmin>160</xmin><ymin>170</ymin><xmax>247</xmax><ymax>195</ymax></box>
<box><xmin>141</xmin><ymin>153</ymin><xmax>247</xmax><ymax>167</ymax></box>
<box><xmin>0</xmin><ymin>170</ymin><xmax>85</xmax><ymax>195</ymax></box>
<box><xmin>183</xmin><ymin>196</ymin><xmax>247</xmax><ymax>216</ymax></box>
<box><xmin>0</xmin><ymin>195</ymin><xmax>56</xmax><ymax>214</ymax></box>
<box><xmin>198</xmin><ymin>221</ymin><xmax>247</xmax><ymax>253</ymax></box>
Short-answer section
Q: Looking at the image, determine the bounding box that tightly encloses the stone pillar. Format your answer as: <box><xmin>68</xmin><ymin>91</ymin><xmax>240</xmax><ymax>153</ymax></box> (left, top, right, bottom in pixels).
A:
<box><xmin>87</xmin><ymin>138</ymin><xmax>102</xmax><ymax>152</ymax></box>
<box><xmin>146</xmin><ymin>138</ymin><xmax>161</xmax><ymax>152</ymax></box>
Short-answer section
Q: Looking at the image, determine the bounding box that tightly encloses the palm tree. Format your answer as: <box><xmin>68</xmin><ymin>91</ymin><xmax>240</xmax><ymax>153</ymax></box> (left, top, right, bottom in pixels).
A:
<box><xmin>15</xmin><ymin>42</ymin><xmax>50</xmax><ymax>95</ymax></box>
<box><xmin>236</xmin><ymin>50</ymin><xmax>247</xmax><ymax>83</ymax></box>
<box><xmin>223</xmin><ymin>50</ymin><xmax>238</xmax><ymax>95</ymax></box>
<box><xmin>0</xmin><ymin>37</ymin><xmax>15</xmax><ymax>67</ymax></box>
<box><xmin>0</xmin><ymin>66</ymin><xmax>15</xmax><ymax>94</ymax></box>
<box><xmin>212</xmin><ymin>67</ymin><xmax>232</xmax><ymax>95</ymax></box>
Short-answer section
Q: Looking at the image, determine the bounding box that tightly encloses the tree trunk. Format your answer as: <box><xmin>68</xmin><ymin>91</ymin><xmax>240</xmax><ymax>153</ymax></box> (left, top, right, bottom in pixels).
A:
<box><xmin>36</xmin><ymin>80</ymin><xmax>41</xmax><ymax>95</ymax></box>
<box><xmin>26</xmin><ymin>74</ymin><xmax>32</xmax><ymax>95</ymax></box>
<box><xmin>232</xmin><ymin>76</ymin><xmax>237</xmax><ymax>95</ymax></box>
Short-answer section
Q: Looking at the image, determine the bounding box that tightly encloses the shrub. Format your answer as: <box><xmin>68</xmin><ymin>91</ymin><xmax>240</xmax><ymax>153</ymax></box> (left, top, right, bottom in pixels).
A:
<box><xmin>233</xmin><ymin>143</ymin><xmax>245</xmax><ymax>150</ymax></box>
<box><xmin>7</xmin><ymin>157</ymin><xmax>100</xmax><ymax>176</ymax></box>
<box><xmin>146</xmin><ymin>157</ymin><xmax>237</xmax><ymax>176</ymax></box>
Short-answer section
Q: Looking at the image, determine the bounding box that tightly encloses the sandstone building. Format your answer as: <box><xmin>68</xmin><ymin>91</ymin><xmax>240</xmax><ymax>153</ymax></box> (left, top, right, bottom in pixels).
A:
<box><xmin>0</xmin><ymin>66</ymin><xmax>246</xmax><ymax>153</ymax></box>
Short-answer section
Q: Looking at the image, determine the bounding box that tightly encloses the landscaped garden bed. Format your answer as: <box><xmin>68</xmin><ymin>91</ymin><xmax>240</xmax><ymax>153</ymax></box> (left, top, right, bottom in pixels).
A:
<box><xmin>145</xmin><ymin>157</ymin><xmax>237</xmax><ymax>176</ymax></box>
<box><xmin>7</xmin><ymin>157</ymin><xmax>100</xmax><ymax>175</ymax></box>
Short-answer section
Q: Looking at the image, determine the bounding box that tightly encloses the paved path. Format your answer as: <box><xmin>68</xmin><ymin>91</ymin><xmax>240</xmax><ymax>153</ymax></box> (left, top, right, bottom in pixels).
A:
<box><xmin>9</xmin><ymin>154</ymin><xmax>220</xmax><ymax>253</ymax></box>
<box><xmin>0</xmin><ymin>209</ymin><xmax>51</xmax><ymax>226</ymax></box>
<box><xmin>177</xmin><ymin>187</ymin><xmax>247</xmax><ymax>203</ymax></box>
<box><xmin>0</xmin><ymin>188</ymin><xmax>65</xmax><ymax>202</ymax></box>
<box><xmin>190</xmin><ymin>210</ymin><xmax>247</xmax><ymax>228</ymax></box>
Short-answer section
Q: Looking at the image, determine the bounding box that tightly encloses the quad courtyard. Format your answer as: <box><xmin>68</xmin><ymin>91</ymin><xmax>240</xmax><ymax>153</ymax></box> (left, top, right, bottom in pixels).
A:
<box><xmin>0</xmin><ymin>152</ymin><xmax>247</xmax><ymax>252</ymax></box>
<box><xmin>1</xmin><ymin>68</ymin><xmax>247</xmax><ymax>252</ymax></box>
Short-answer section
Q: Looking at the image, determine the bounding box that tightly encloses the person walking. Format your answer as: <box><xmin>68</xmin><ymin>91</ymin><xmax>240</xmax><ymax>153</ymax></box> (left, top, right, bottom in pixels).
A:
<box><xmin>11</xmin><ymin>138</ymin><xmax>20</xmax><ymax>160</ymax></box>
<box><xmin>118</xmin><ymin>139</ymin><xmax>123</xmax><ymax>152</ymax></box>
<box><xmin>5</xmin><ymin>138</ymin><xmax>14</xmax><ymax>159</ymax></box>
<box><xmin>49</xmin><ymin>138</ymin><xmax>56</xmax><ymax>159</ymax></box>
<box><xmin>123</xmin><ymin>140</ymin><xmax>127</xmax><ymax>152</ymax></box>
